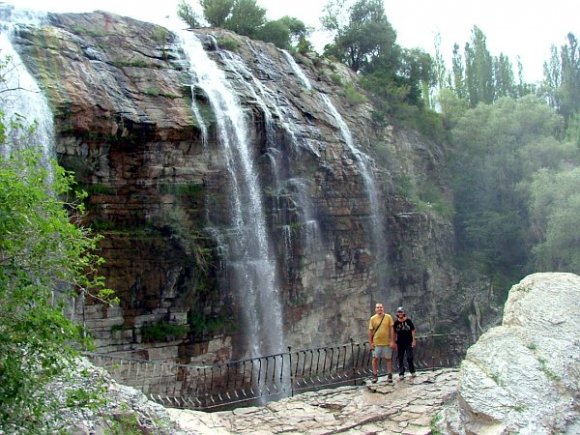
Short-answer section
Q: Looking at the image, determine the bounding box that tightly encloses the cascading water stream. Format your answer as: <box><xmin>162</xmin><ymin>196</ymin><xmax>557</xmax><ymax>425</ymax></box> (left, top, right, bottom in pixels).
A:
<box><xmin>0</xmin><ymin>11</ymin><xmax>55</xmax><ymax>164</ymax></box>
<box><xmin>0</xmin><ymin>8</ymin><xmax>77</xmax><ymax>314</ymax></box>
<box><xmin>219</xmin><ymin>47</ymin><xmax>324</xmax><ymax>262</ymax></box>
<box><xmin>188</xmin><ymin>85</ymin><xmax>208</xmax><ymax>148</ymax></box>
<box><xmin>177</xmin><ymin>31</ymin><xmax>285</xmax><ymax>359</ymax></box>
<box><xmin>284</xmin><ymin>52</ymin><xmax>389</xmax><ymax>300</ymax></box>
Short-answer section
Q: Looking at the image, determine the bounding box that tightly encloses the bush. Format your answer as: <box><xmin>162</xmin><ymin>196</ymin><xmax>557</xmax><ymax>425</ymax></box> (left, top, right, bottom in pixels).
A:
<box><xmin>0</xmin><ymin>115</ymin><xmax>112</xmax><ymax>432</ymax></box>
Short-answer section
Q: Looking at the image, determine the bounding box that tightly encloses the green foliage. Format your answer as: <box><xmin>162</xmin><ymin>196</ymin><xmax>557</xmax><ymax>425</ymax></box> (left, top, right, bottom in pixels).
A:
<box><xmin>412</xmin><ymin>108</ymin><xmax>448</xmax><ymax>144</ymax></box>
<box><xmin>159</xmin><ymin>182</ymin><xmax>204</xmax><ymax>196</ymax></box>
<box><xmin>217</xmin><ymin>35</ymin><xmax>241</xmax><ymax>51</ymax></box>
<box><xmin>188</xmin><ymin>311</ymin><xmax>227</xmax><ymax>337</ymax></box>
<box><xmin>83</xmin><ymin>182</ymin><xmax>117</xmax><ymax>196</ymax></box>
<box><xmin>176</xmin><ymin>2</ymin><xmax>308</xmax><ymax>55</ymax></box>
<box><xmin>156</xmin><ymin>206</ymin><xmax>213</xmax><ymax>272</ymax></box>
<box><xmin>542</xmin><ymin>33</ymin><xmax>580</xmax><ymax>127</ymax></box>
<box><xmin>195</xmin><ymin>0</ymin><xmax>266</xmax><ymax>39</ymax></box>
<box><xmin>392</xmin><ymin>173</ymin><xmax>452</xmax><ymax>218</ymax></box>
<box><xmin>225</xmin><ymin>0</ymin><xmax>266</xmax><ymax>38</ymax></box>
<box><xmin>140</xmin><ymin>320</ymin><xmax>189</xmax><ymax>342</ymax></box>
<box><xmin>328</xmin><ymin>71</ymin><xmax>343</xmax><ymax>85</ymax></box>
<box><xmin>105</xmin><ymin>413</ymin><xmax>144</xmax><ymax>435</ymax></box>
<box><xmin>528</xmin><ymin>168</ymin><xmax>580</xmax><ymax>272</ymax></box>
<box><xmin>0</xmin><ymin>53</ymin><xmax>114</xmax><ymax>426</ymax></box>
<box><xmin>151</xmin><ymin>26</ymin><xmax>170</xmax><ymax>43</ymax></box>
<box><xmin>256</xmin><ymin>16</ymin><xmax>309</xmax><ymax>51</ymax></box>
<box><xmin>201</xmin><ymin>0</ymin><xmax>235</xmax><ymax>27</ymax></box>
<box><xmin>449</xmin><ymin>95</ymin><xmax>574</xmax><ymax>289</ymax></box>
<box><xmin>439</xmin><ymin>26</ymin><xmax>530</xmax><ymax>109</ymax></box>
<box><xmin>430</xmin><ymin>413</ymin><xmax>442</xmax><ymax>435</ymax></box>
<box><xmin>65</xmin><ymin>384</ymin><xmax>107</xmax><ymax>408</ymax></box>
<box><xmin>464</xmin><ymin>26</ymin><xmax>495</xmax><ymax>106</ymax></box>
<box><xmin>256</xmin><ymin>20</ymin><xmax>291</xmax><ymax>49</ymax></box>
<box><xmin>177</xmin><ymin>0</ymin><xmax>202</xmax><ymax>28</ymax></box>
<box><xmin>0</xmin><ymin>145</ymin><xmax>112</xmax><ymax>431</ymax></box>
<box><xmin>342</xmin><ymin>82</ymin><xmax>367</xmax><ymax>105</ymax></box>
<box><xmin>438</xmin><ymin>87</ymin><xmax>469</xmax><ymax>129</ymax></box>
<box><xmin>322</xmin><ymin>0</ymin><xmax>397</xmax><ymax>73</ymax></box>
<box><xmin>537</xmin><ymin>357</ymin><xmax>560</xmax><ymax>381</ymax></box>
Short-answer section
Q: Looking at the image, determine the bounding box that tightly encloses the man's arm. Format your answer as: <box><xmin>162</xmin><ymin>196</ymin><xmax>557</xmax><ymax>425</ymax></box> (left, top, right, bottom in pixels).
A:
<box><xmin>368</xmin><ymin>321</ymin><xmax>375</xmax><ymax>347</ymax></box>
<box><xmin>411</xmin><ymin>320</ymin><xmax>416</xmax><ymax>347</ymax></box>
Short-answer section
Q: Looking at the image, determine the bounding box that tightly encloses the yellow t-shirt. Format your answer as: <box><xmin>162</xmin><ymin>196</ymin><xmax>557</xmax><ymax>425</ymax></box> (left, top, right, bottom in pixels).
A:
<box><xmin>368</xmin><ymin>314</ymin><xmax>393</xmax><ymax>345</ymax></box>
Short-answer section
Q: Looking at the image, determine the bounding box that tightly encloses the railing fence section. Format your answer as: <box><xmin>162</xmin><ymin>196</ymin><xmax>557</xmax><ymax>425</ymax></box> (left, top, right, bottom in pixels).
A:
<box><xmin>85</xmin><ymin>333</ymin><xmax>470</xmax><ymax>411</ymax></box>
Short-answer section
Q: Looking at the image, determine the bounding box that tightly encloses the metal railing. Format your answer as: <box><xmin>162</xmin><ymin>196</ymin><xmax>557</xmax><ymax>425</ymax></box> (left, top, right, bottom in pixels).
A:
<box><xmin>85</xmin><ymin>333</ymin><xmax>470</xmax><ymax>411</ymax></box>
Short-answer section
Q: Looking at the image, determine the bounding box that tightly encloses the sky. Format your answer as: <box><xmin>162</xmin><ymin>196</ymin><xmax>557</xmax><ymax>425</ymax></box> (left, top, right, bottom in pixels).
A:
<box><xmin>4</xmin><ymin>0</ymin><xmax>579</xmax><ymax>83</ymax></box>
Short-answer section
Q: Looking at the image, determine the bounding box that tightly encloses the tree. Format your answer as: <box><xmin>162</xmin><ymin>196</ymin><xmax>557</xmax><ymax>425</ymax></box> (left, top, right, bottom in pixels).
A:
<box><xmin>494</xmin><ymin>53</ymin><xmax>516</xmax><ymax>99</ymax></box>
<box><xmin>430</xmin><ymin>32</ymin><xmax>449</xmax><ymax>109</ymax></box>
<box><xmin>451</xmin><ymin>43</ymin><xmax>467</xmax><ymax>100</ymax></box>
<box><xmin>201</xmin><ymin>0</ymin><xmax>234</xmax><ymax>27</ymax></box>
<box><xmin>322</xmin><ymin>0</ymin><xmax>397</xmax><ymax>73</ymax></box>
<box><xmin>559</xmin><ymin>33</ymin><xmax>580</xmax><ymax>125</ymax></box>
<box><xmin>464</xmin><ymin>26</ymin><xmax>494</xmax><ymax>106</ymax></box>
<box><xmin>397</xmin><ymin>48</ymin><xmax>433</xmax><ymax>107</ymax></box>
<box><xmin>224</xmin><ymin>0</ymin><xmax>266</xmax><ymax>38</ymax></box>
<box><xmin>0</xmin><ymin>116</ymin><xmax>112</xmax><ymax>431</ymax></box>
<box><xmin>529</xmin><ymin>168</ymin><xmax>580</xmax><ymax>273</ymax></box>
<box><xmin>177</xmin><ymin>0</ymin><xmax>202</xmax><ymax>28</ymax></box>
<box><xmin>449</xmin><ymin>96</ymin><xmax>562</xmax><ymax>288</ymax></box>
<box><xmin>256</xmin><ymin>16</ymin><xmax>309</xmax><ymax>51</ymax></box>
<box><xmin>542</xmin><ymin>44</ymin><xmax>562</xmax><ymax>110</ymax></box>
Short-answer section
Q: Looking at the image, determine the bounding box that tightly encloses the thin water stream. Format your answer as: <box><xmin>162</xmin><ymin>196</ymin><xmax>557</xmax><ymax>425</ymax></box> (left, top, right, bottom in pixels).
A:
<box><xmin>283</xmin><ymin>52</ymin><xmax>389</xmax><ymax>300</ymax></box>
<box><xmin>178</xmin><ymin>32</ymin><xmax>286</xmax><ymax>359</ymax></box>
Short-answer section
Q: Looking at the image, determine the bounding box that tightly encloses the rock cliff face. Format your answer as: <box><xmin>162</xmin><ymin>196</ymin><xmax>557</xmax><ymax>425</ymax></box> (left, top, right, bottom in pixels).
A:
<box><xmin>10</xmin><ymin>11</ymin><xmax>463</xmax><ymax>363</ymax></box>
<box><xmin>439</xmin><ymin>273</ymin><xmax>580</xmax><ymax>434</ymax></box>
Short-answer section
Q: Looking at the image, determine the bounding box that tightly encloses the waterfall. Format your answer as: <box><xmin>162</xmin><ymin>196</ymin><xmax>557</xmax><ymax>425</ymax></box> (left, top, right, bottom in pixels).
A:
<box><xmin>188</xmin><ymin>85</ymin><xmax>208</xmax><ymax>148</ymax></box>
<box><xmin>287</xmin><ymin>178</ymin><xmax>322</xmax><ymax>256</ymax></box>
<box><xmin>283</xmin><ymin>52</ymin><xmax>389</xmax><ymax>301</ymax></box>
<box><xmin>0</xmin><ymin>13</ymin><xmax>54</xmax><ymax>163</ymax></box>
<box><xmin>219</xmin><ymin>46</ymin><xmax>325</xmax><ymax>264</ymax></box>
<box><xmin>282</xmin><ymin>50</ymin><xmax>313</xmax><ymax>91</ymax></box>
<box><xmin>178</xmin><ymin>32</ymin><xmax>285</xmax><ymax>358</ymax></box>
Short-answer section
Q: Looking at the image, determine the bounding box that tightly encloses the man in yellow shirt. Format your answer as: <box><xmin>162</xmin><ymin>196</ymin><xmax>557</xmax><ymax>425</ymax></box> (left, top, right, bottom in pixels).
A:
<box><xmin>368</xmin><ymin>302</ymin><xmax>396</xmax><ymax>383</ymax></box>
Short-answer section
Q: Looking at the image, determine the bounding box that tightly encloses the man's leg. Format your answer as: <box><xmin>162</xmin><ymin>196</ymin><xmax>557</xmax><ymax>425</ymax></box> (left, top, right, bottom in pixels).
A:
<box><xmin>386</xmin><ymin>358</ymin><xmax>393</xmax><ymax>382</ymax></box>
<box><xmin>397</xmin><ymin>345</ymin><xmax>406</xmax><ymax>377</ymax></box>
<box><xmin>407</xmin><ymin>347</ymin><xmax>416</xmax><ymax>375</ymax></box>
<box><xmin>372</xmin><ymin>356</ymin><xmax>379</xmax><ymax>382</ymax></box>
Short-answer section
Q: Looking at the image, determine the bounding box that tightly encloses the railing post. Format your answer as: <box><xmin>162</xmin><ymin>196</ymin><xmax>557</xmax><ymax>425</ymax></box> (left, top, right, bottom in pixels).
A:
<box><xmin>350</xmin><ymin>338</ymin><xmax>356</xmax><ymax>385</ymax></box>
<box><xmin>288</xmin><ymin>346</ymin><xmax>293</xmax><ymax>397</ymax></box>
<box><xmin>431</xmin><ymin>332</ymin><xmax>435</xmax><ymax>371</ymax></box>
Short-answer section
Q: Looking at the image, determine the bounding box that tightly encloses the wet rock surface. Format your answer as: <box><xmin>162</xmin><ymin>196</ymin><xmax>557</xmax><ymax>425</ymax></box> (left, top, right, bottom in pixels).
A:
<box><xmin>167</xmin><ymin>369</ymin><xmax>458</xmax><ymax>434</ymax></box>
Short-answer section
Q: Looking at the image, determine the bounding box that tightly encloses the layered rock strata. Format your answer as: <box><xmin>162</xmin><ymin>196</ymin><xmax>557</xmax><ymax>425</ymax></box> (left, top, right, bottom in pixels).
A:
<box><xmin>10</xmin><ymin>11</ymin><xmax>462</xmax><ymax>363</ymax></box>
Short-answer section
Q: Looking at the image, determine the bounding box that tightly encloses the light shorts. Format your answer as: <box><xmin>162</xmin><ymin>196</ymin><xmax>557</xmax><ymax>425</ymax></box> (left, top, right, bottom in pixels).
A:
<box><xmin>373</xmin><ymin>345</ymin><xmax>393</xmax><ymax>359</ymax></box>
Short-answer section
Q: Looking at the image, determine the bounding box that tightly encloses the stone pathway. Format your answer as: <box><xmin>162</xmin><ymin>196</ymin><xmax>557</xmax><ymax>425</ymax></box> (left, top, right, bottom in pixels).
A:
<box><xmin>167</xmin><ymin>368</ymin><xmax>458</xmax><ymax>434</ymax></box>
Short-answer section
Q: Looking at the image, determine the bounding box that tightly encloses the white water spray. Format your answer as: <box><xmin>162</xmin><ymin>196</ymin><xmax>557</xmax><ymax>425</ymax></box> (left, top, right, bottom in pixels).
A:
<box><xmin>283</xmin><ymin>52</ymin><xmax>389</xmax><ymax>298</ymax></box>
<box><xmin>0</xmin><ymin>14</ymin><xmax>54</xmax><ymax>163</ymax></box>
<box><xmin>178</xmin><ymin>31</ymin><xmax>285</xmax><ymax>358</ymax></box>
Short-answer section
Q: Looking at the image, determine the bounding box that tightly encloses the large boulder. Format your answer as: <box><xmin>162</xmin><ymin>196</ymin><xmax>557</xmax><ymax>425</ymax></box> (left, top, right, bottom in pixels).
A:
<box><xmin>440</xmin><ymin>272</ymin><xmax>580</xmax><ymax>434</ymax></box>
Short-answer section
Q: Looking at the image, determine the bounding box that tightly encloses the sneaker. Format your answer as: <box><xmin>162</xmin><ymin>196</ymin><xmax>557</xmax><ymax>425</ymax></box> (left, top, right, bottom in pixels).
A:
<box><xmin>371</xmin><ymin>373</ymin><xmax>378</xmax><ymax>384</ymax></box>
<box><xmin>411</xmin><ymin>372</ymin><xmax>416</xmax><ymax>378</ymax></box>
<box><xmin>399</xmin><ymin>374</ymin><xmax>405</xmax><ymax>380</ymax></box>
<box><xmin>387</xmin><ymin>373</ymin><xmax>393</xmax><ymax>383</ymax></box>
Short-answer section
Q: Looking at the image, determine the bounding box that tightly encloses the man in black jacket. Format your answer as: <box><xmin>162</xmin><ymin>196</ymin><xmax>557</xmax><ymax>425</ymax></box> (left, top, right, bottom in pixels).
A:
<box><xmin>393</xmin><ymin>306</ymin><xmax>416</xmax><ymax>379</ymax></box>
